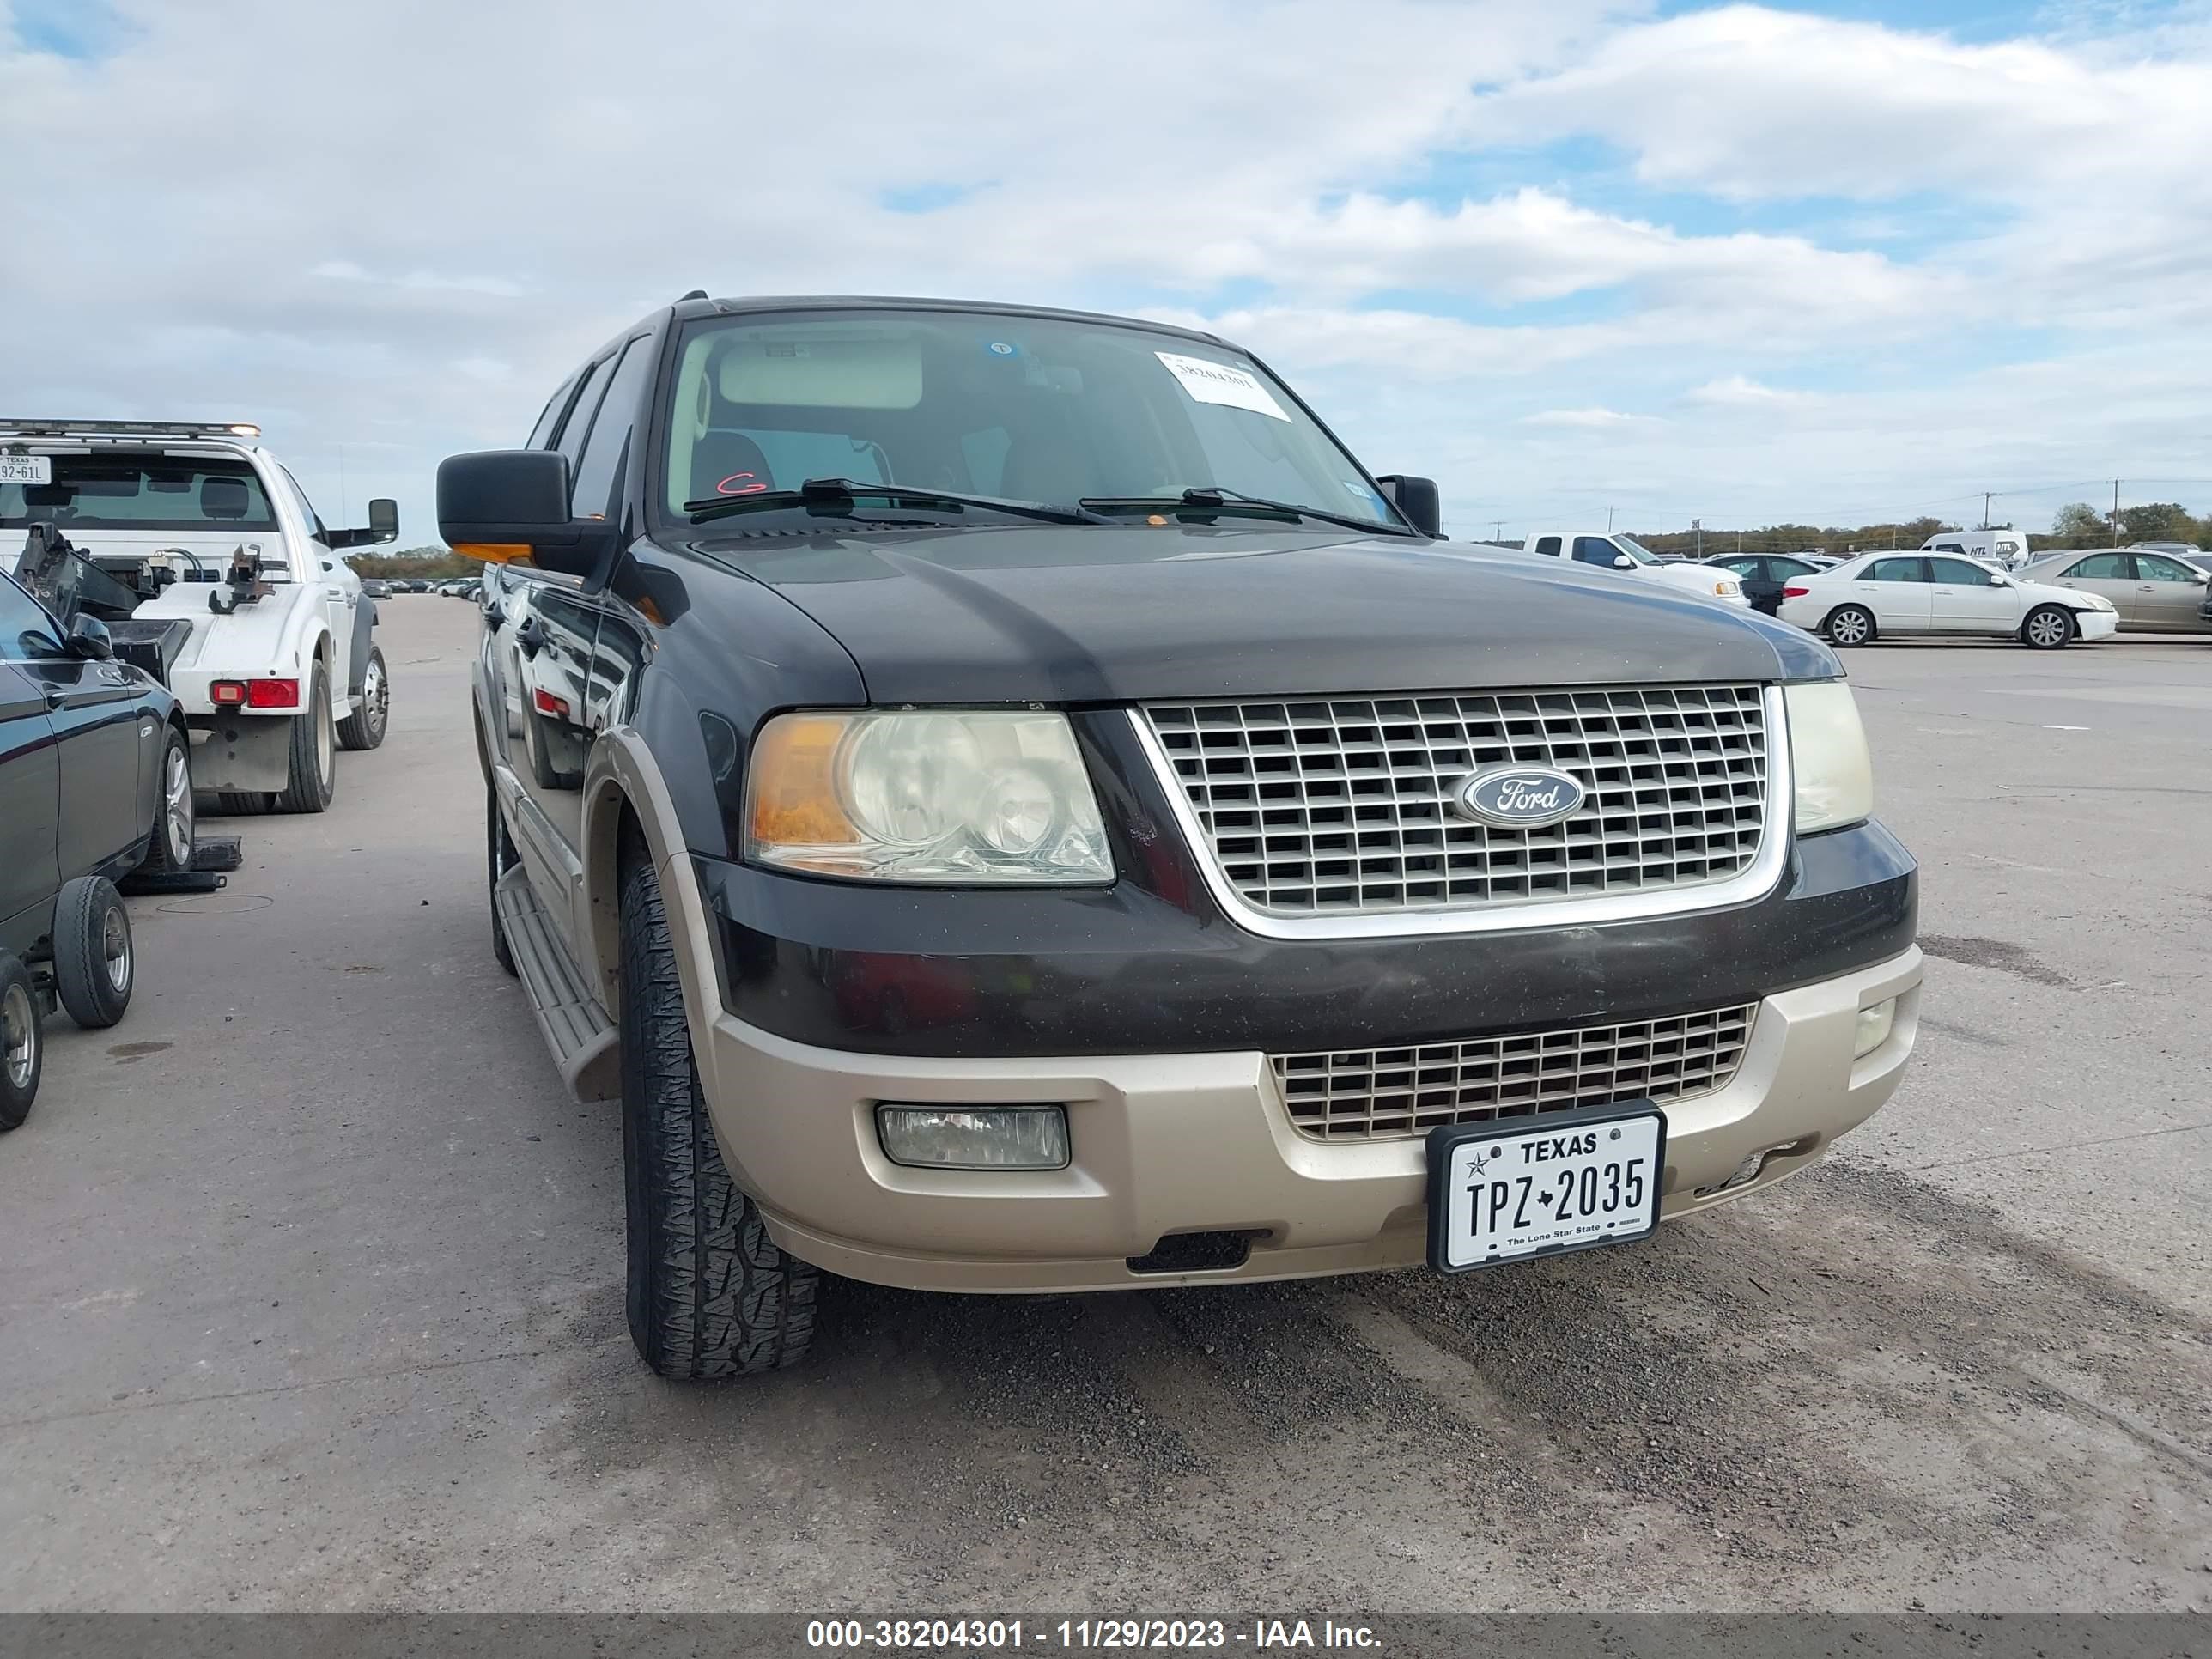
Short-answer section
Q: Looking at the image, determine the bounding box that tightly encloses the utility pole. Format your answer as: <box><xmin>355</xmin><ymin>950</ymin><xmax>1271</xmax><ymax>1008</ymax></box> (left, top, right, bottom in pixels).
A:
<box><xmin>1492</xmin><ymin>520</ymin><xmax>1504</xmax><ymax>543</ymax></box>
<box><xmin>1607</xmin><ymin>505</ymin><xmax>1614</xmax><ymax>532</ymax></box>
<box><xmin>1981</xmin><ymin>491</ymin><xmax>1991</xmax><ymax>530</ymax></box>
<box><xmin>1692</xmin><ymin>518</ymin><xmax>1703</xmax><ymax>559</ymax></box>
<box><xmin>2112</xmin><ymin>478</ymin><xmax>2121</xmax><ymax>544</ymax></box>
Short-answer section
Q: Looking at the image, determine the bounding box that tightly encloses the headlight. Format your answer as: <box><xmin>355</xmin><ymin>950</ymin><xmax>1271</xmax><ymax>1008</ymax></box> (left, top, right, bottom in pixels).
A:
<box><xmin>745</xmin><ymin>709</ymin><xmax>1113</xmax><ymax>884</ymax></box>
<box><xmin>2082</xmin><ymin>595</ymin><xmax>2115</xmax><ymax>612</ymax></box>
<box><xmin>1784</xmin><ymin>680</ymin><xmax>1873</xmax><ymax>834</ymax></box>
<box><xmin>1714</xmin><ymin>578</ymin><xmax>1742</xmax><ymax>597</ymax></box>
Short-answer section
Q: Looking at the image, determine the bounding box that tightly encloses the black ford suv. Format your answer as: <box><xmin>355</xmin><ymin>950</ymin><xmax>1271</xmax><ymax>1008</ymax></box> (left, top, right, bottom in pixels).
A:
<box><xmin>441</xmin><ymin>295</ymin><xmax>1921</xmax><ymax>1379</ymax></box>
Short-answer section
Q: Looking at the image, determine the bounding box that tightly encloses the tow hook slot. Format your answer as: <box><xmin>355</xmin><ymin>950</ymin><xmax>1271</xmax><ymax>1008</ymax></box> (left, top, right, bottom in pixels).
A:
<box><xmin>1127</xmin><ymin>1231</ymin><xmax>1266</xmax><ymax>1275</ymax></box>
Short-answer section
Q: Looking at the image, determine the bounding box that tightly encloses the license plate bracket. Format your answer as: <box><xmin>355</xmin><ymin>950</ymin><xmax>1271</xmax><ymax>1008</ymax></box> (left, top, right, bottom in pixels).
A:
<box><xmin>0</xmin><ymin>454</ymin><xmax>52</xmax><ymax>487</ymax></box>
<box><xmin>1425</xmin><ymin>1101</ymin><xmax>1668</xmax><ymax>1274</ymax></box>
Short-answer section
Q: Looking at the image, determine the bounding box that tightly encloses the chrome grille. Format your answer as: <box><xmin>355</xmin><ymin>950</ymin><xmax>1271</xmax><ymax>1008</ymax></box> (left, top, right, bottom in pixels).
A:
<box><xmin>1145</xmin><ymin>684</ymin><xmax>1771</xmax><ymax>917</ymax></box>
<box><xmin>1273</xmin><ymin>1005</ymin><xmax>1756</xmax><ymax>1141</ymax></box>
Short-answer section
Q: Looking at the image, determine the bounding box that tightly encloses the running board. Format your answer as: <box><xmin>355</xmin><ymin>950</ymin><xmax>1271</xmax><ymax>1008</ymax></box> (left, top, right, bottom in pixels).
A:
<box><xmin>494</xmin><ymin>866</ymin><xmax>619</xmax><ymax>1102</ymax></box>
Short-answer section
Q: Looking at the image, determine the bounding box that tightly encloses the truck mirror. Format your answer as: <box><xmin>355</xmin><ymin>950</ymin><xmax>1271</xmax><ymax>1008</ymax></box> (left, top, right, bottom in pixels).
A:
<box><xmin>437</xmin><ymin>450</ymin><xmax>617</xmax><ymax>580</ymax></box>
<box><xmin>1375</xmin><ymin>475</ymin><xmax>1441</xmax><ymax>538</ymax></box>
<box><xmin>366</xmin><ymin>498</ymin><xmax>399</xmax><ymax>543</ymax></box>
<box><xmin>1613</xmin><ymin>555</ymin><xmax>1635</xmax><ymax>570</ymax></box>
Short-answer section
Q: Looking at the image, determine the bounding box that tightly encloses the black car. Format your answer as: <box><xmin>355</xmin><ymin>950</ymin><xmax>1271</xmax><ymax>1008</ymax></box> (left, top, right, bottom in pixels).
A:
<box><xmin>1</xmin><ymin>568</ymin><xmax>196</xmax><ymax>1127</ymax></box>
<box><xmin>1709</xmin><ymin>552</ymin><xmax>1829</xmax><ymax>616</ymax></box>
<box><xmin>441</xmin><ymin>295</ymin><xmax>1922</xmax><ymax>1380</ymax></box>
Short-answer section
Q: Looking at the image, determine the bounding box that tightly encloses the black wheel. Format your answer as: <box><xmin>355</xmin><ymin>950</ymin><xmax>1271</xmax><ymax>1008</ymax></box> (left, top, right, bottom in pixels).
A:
<box><xmin>337</xmin><ymin>646</ymin><xmax>390</xmax><ymax>751</ymax></box>
<box><xmin>489</xmin><ymin>782</ymin><xmax>518</xmax><ymax>977</ymax></box>
<box><xmin>619</xmin><ymin>827</ymin><xmax>818</xmax><ymax>1378</ymax></box>
<box><xmin>2021</xmin><ymin>605</ymin><xmax>2075</xmax><ymax>650</ymax></box>
<box><xmin>137</xmin><ymin>727</ymin><xmax>196</xmax><ymax>878</ymax></box>
<box><xmin>1825</xmin><ymin>605</ymin><xmax>1875</xmax><ymax>647</ymax></box>
<box><xmin>274</xmin><ymin>660</ymin><xmax>336</xmax><ymax>813</ymax></box>
<box><xmin>0</xmin><ymin>952</ymin><xmax>40</xmax><ymax>1131</ymax></box>
<box><xmin>52</xmin><ymin>875</ymin><xmax>132</xmax><ymax>1030</ymax></box>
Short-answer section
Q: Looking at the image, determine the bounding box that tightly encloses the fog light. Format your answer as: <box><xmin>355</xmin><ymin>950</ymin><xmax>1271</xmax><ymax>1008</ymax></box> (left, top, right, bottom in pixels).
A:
<box><xmin>1854</xmin><ymin>997</ymin><xmax>1897</xmax><ymax>1059</ymax></box>
<box><xmin>876</xmin><ymin>1104</ymin><xmax>1069</xmax><ymax>1170</ymax></box>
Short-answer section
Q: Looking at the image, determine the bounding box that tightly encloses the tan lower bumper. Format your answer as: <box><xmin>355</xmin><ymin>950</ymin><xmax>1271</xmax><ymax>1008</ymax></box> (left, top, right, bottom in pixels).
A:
<box><xmin>699</xmin><ymin>948</ymin><xmax>1923</xmax><ymax>1292</ymax></box>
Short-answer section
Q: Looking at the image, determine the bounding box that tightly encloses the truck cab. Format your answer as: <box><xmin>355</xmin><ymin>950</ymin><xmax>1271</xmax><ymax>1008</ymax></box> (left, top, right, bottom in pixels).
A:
<box><xmin>1</xmin><ymin>422</ymin><xmax>398</xmax><ymax>811</ymax></box>
<box><xmin>1520</xmin><ymin>530</ymin><xmax>1752</xmax><ymax>608</ymax></box>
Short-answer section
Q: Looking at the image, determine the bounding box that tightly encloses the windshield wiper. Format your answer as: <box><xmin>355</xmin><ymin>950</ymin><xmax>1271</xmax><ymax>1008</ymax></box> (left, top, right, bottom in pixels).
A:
<box><xmin>686</xmin><ymin>477</ymin><xmax>1110</xmax><ymax>526</ymax></box>
<box><xmin>1079</xmin><ymin>487</ymin><xmax>1419</xmax><ymax>538</ymax></box>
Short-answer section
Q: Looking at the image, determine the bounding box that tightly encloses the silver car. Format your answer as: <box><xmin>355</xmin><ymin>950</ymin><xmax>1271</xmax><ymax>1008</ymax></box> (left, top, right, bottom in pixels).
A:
<box><xmin>2018</xmin><ymin>548</ymin><xmax>2212</xmax><ymax>634</ymax></box>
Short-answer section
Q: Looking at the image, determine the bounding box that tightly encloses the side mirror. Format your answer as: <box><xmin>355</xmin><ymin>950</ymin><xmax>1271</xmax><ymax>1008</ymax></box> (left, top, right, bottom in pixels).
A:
<box><xmin>326</xmin><ymin>497</ymin><xmax>401</xmax><ymax>550</ymax></box>
<box><xmin>1613</xmin><ymin>554</ymin><xmax>1635</xmax><ymax>570</ymax></box>
<box><xmin>66</xmin><ymin>615</ymin><xmax>114</xmax><ymax>661</ymax></box>
<box><xmin>1990</xmin><ymin>575</ymin><xmax>2014</xmax><ymax>587</ymax></box>
<box><xmin>436</xmin><ymin>451</ymin><xmax>617</xmax><ymax>579</ymax></box>
<box><xmin>1375</xmin><ymin>474</ymin><xmax>1441</xmax><ymax>538</ymax></box>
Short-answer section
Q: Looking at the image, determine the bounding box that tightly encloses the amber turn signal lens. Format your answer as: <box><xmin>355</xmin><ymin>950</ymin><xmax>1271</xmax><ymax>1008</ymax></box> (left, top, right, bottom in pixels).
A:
<box><xmin>453</xmin><ymin>543</ymin><xmax>533</xmax><ymax>563</ymax></box>
<box><xmin>746</xmin><ymin>714</ymin><xmax>860</xmax><ymax>848</ymax></box>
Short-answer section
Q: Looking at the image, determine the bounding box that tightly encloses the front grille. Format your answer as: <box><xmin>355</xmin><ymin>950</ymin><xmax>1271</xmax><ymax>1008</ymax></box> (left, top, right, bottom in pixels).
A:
<box><xmin>1145</xmin><ymin>684</ymin><xmax>1771</xmax><ymax>917</ymax></box>
<box><xmin>1273</xmin><ymin>1005</ymin><xmax>1756</xmax><ymax>1141</ymax></box>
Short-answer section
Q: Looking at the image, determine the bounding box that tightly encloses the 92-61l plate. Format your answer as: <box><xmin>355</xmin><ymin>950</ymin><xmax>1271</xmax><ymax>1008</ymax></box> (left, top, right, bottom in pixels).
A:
<box><xmin>1425</xmin><ymin>1102</ymin><xmax>1668</xmax><ymax>1274</ymax></box>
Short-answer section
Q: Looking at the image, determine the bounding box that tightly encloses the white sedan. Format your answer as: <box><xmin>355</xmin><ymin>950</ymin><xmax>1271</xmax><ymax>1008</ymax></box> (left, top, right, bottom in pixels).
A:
<box><xmin>1775</xmin><ymin>551</ymin><xmax>2118</xmax><ymax>649</ymax></box>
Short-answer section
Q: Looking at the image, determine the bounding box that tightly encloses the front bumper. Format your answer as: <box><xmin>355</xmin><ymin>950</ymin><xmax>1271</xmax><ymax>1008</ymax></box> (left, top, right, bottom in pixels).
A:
<box><xmin>2073</xmin><ymin>609</ymin><xmax>2119</xmax><ymax>641</ymax></box>
<box><xmin>700</xmin><ymin>947</ymin><xmax>1922</xmax><ymax>1292</ymax></box>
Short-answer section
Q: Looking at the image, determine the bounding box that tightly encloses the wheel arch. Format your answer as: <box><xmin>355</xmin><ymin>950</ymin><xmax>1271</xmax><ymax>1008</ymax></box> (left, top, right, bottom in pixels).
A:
<box><xmin>578</xmin><ymin>731</ymin><xmax>725</xmax><ymax>1077</ymax></box>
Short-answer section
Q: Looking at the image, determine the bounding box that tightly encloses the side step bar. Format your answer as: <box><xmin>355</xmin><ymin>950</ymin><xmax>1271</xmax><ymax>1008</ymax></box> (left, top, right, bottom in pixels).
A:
<box><xmin>494</xmin><ymin>865</ymin><xmax>619</xmax><ymax>1101</ymax></box>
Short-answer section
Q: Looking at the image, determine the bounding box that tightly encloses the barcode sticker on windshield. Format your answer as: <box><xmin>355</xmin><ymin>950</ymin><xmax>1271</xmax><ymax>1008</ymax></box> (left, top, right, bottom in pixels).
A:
<box><xmin>1156</xmin><ymin>352</ymin><xmax>1291</xmax><ymax>422</ymax></box>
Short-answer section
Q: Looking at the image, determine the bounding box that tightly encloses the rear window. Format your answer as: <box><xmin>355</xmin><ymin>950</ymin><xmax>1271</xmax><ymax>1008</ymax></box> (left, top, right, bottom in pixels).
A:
<box><xmin>0</xmin><ymin>454</ymin><xmax>278</xmax><ymax>532</ymax></box>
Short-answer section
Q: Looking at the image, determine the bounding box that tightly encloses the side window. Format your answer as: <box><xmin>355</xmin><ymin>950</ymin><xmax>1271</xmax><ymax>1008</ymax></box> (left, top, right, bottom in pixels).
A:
<box><xmin>1571</xmin><ymin>536</ymin><xmax>1620</xmax><ymax>566</ymax></box>
<box><xmin>1769</xmin><ymin>558</ymin><xmax>1814</xmax><ymax>579</ymax></box>
<box><xmin>1929</xmin><ymin>558</ymin><xmax>1993</xmax><ymax>586</ymax></box>
<box><xmin>1533</xmin><ymin>537</ymin><xmax>1562</xmax><ymax>558</ymax></box>
<box><xmin>528</xmin><ymin>371</ymin><xmax>584</xmax><ymax>449</ymax></box>
<box><xmin>1865</xmin><ymin>559</ymin><xmax>1925</xmax><ymax>584</ymax></box>
<box><xmin>555</xmin><ymin>353</ymin><xmax>622</xmax><ymax>481</ymax></box>
<box><xmin>569</xmin><ymin>337</ymin><xmax>657</xmax><ymax>520</ymax></box>
<box><xmin>1929</xmin><ymin>542</ymin><xmax>1965</xmax><ymax>555</ymax></box>
<box><xmin>0</xmin><ymin>574</ymin><xmax>65</xmax><ymax>660</ymax></box>
<box><xmin>2136</xmin><ymin>554</ymin><xmax>2196</xmax><ymax>581</ymax></box>
<box><xmin>2067</xmin><ymin>553</ymin><xmax>2131</xmax><ymax>580</ymax></box>
<box><xmin>1716</xmin><ymin>557</ymin><xmax>1763</xmax><ymax>579</ymax></box>
<box><xmin>277</xmin><ymin>465</ymin><xmax>329</xmax><ymax>543</ymax></box>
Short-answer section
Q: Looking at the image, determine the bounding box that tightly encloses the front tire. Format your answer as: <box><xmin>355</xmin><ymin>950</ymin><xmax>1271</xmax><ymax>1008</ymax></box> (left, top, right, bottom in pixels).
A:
<box><xmin>274</xmin><ymin>661</ymin><xmax>336</xmax><ymax>813</ymax></box>
<box><xmin>337</xmin><ymin>646</ymin><xmax>389</xmax><ymax>751</ymax></box>
<box><xmin>1825</xmin><ymin>605</ymin><xmax>1875</xmax><ymax>647</ymax></box>
<box><xmin>52</xmin><ymin>876</ymin><xmax>132</xmax><ymax>1030</ymax></box>
<box><xmin>137</xmin><ymin>727</ymin><xmax>196</xmax><ymax>878</ymax></box>
<box><xmin>0</xmin><ymin>953</ymin><xmax>41</xmax><ymax>1131</ymax></box>
<box><xmin>619</xmin><ymin>829</ymin><xmax>818</xmax><ymax>1378</ymax></box>
<box><xmin>488</xmin><ymin>782</ymin><xmax>518</xmax><ymax>978</ymax></box>
<box><xmin>2022</xmin><ymin>605</ymin><xmax>2075</xmax><ymax>649</ymax></box>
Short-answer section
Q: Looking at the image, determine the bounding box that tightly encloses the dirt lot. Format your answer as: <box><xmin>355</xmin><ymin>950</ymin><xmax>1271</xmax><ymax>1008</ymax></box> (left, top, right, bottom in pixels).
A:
<box><xmin>2</xmin><ymin>599</ymin><xmax>2206</xmax><ymax>1612</ymax></box>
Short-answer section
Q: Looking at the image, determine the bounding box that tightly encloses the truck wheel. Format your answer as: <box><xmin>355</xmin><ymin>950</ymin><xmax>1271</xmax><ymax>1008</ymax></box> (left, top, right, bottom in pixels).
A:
<box><xmin>2021</xmin><ymin>605</ymin><xmax>2075</xmax><ymax>649</ymax></box>
<box><xmin>0</xmin><ymin>953</ymin><xmax>40</xmax><ymax>1131</ymax></box>
<box><xmin>488</xmin><ymin>782</ymin><xmax>518</xmax><ymax>977</ymax></box>
<box><xmin>619</xmin><ymin>829</ymin><xmax>818</xmax><ymax>1378</ymax></box>
<box><xmin>273</xmin><ymin>661</ymin><xmax>337</xmax><ymax>814</ymax></box>
<box><xmin>337</xmin><ymin>646</ymin><xmax>390</xmax><ymax>751</ymax></box>
<box><xmin>52</xmin><ymin>876</ymin><xmax>133</xmax><ymax>1030</ymax></box>
<box><xmin>1825</xmin><ymin>605</ymin><xmax>1875</xmax><ymax>647</ymax></box>
<box><xmin>137</xmin><ymin>727</ymin><xmax>196</xmax><ymax>878</ymax></box>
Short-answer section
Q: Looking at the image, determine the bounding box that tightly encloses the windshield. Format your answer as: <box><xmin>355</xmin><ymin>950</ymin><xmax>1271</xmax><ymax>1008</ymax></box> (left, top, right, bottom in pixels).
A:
<box><xmin>659</xmin><ymin>309</ymin><xmax>1398</xmax><ymax>530</ymax></box>
<box><xmin>0</xmin><ymin>453</ymin><xmax>278</xmax><ymax>532</ymax></box>
<box><xmin>1613</xmin><ymin>535</ymin><xmax>1662</xmax><ymax>566</ymax></box>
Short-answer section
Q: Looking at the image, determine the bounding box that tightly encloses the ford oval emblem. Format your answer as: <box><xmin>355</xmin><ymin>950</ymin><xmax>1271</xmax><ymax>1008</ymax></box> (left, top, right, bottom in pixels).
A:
<box><xmin>1455</xmin><ymin>764</ymin><xmax>1587</xmax><ymax>829</ymax></box>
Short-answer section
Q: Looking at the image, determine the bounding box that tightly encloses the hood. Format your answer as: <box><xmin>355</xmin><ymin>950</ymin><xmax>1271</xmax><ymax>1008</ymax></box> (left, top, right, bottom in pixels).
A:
<box><xmin>683</xmin><ymin>524</ymin><xmax>1833</xmax><ymax>704</ymax></box>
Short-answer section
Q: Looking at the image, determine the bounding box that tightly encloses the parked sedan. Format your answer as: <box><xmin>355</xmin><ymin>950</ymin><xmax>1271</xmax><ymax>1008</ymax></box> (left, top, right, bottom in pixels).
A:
<box><xmin>1776</xmin><ymin>552</ymin><xmax>2118</xmax><ymax>649</ymax></box>
<box><xmin>1709</xmin><ymin>553</ymin><xmax>1828</xmax><ymax>617</ymax></box>
<box><xmin>2017</xmin><ymin>549</ymin><xmax>2212</xmax><ymax>634</ymax></box>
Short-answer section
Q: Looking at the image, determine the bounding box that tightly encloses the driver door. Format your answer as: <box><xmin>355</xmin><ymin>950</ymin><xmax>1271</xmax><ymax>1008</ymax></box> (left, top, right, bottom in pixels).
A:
<box><xmin>2129</xmin><ymin>552</ymin><xmax>2210</xmax><ymax>632</ymax></box>
<box><xmin>1929</xmin><ymin>557</ymin><xmax>2020</xmax><ymax>634</ymax></box>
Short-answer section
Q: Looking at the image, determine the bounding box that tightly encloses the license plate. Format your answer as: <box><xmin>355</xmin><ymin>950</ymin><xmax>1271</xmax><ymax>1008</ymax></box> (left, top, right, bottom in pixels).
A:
<box><xmin>0</xmin><ymin>454</ymin><xmax>52</xmax><ymax>486</ymax></box>
<box><xmin>1426</xmin><ymin>1103</ymin><xmax>1667</xmax><ymax>1273</ymax></box>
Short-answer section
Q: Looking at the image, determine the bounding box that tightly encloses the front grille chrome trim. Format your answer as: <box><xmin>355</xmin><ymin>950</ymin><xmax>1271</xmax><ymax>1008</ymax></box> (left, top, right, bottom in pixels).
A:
<box><xmin>1126</xmin><ymin>684</ymin><xmax>1791</xmax><ymax>940</ymax></box>
<box><xmin>1272</xmin><ymin>1003</ymin><xmax>1757</xmax><ymax>1141</ymax></box>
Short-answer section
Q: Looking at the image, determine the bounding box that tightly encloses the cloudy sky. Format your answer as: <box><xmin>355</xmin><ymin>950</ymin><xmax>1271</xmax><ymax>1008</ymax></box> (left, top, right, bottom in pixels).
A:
<box><xmin>5</xmin><ymin>0</ymin><xmax>2209</xmax><ymax>544</ymax></box>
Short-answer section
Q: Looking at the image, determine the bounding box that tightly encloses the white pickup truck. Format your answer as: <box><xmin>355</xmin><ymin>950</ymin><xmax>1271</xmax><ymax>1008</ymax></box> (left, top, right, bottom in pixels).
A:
<box><xmin>1</xmin><ymin>421</ymin><xmax>397</xmax><ymax>813</ymax></box>
<box><xmin>1520</xmin><ymin>529</ymin><xmax>1752</xmax><ymax>608</ymax></box>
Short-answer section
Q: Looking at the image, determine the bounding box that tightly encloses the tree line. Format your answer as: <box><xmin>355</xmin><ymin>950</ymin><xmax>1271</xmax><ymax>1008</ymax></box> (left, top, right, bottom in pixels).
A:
<box><xmin>1626</xmin><ymin>501</ymin><xmax>2206</xmax><ymax>560</ymax></box>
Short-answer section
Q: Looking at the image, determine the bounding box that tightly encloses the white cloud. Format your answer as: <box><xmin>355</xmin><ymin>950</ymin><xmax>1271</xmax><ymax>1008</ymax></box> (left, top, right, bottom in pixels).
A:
<box><xmin>0</xmin><ymin>0</ymin><xmax>2206</xmax><ymax>541</ymax></box>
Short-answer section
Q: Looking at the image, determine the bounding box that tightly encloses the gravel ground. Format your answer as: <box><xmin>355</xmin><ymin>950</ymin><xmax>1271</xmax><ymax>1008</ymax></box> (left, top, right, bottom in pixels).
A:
<box><xmin>1</xmin><ymin>602</ymin><xmax>2205</xmax><ymax>1613</ymax></box>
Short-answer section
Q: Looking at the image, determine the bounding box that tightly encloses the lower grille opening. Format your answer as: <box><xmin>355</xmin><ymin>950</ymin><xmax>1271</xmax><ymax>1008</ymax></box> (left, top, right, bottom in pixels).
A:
<box><xmin>1127</xmin><ymin>1231</ymin><xmax>1264</xmax><ymax>1275</ymax></box>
